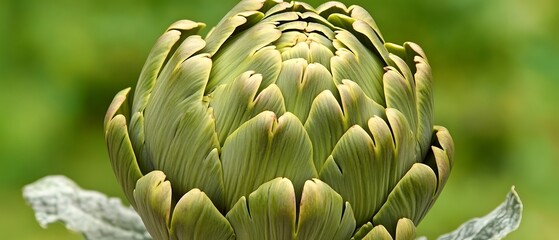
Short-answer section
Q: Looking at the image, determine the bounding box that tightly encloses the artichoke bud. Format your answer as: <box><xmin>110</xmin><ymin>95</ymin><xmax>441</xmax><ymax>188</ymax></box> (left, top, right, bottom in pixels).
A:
<box><xmin>104</xmin><ymin>0</ymin><xmax>454</xmax><ymax>239</ymax></box>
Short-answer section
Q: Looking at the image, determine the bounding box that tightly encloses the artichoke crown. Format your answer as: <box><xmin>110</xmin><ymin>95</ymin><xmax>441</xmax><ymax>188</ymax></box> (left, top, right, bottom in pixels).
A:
<box><xmin>104</xmin><ymin>0</ymin><xmax>454</xmax><ymax>239</ymax></box>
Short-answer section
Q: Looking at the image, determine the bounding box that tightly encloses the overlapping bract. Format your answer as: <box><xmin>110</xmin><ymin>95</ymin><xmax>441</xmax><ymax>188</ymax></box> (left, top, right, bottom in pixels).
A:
<box><xmin>104</xmin><ymin>0</ymin><xmax>454</xmax><ymax>239</ymax></box>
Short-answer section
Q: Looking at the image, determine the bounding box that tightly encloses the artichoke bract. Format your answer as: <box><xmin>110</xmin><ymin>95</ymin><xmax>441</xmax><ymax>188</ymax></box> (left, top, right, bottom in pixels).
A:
<box><xmin>104</xmin><ymin>0</ymin><xmax>454</xmax><ymax>239</ymax></box>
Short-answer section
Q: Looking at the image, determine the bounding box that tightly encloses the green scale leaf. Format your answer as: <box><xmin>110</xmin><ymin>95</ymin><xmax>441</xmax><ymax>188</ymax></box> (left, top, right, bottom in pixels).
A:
<box><xmin>142</xmin><ymin>51</ymin><xmax>225</xmax><ymax>208</ymax></box>
<box><xmin>304</xmin><ymin>79</ymin><xmax>386</xmax><ymax>173</ymax></box>
<box><xmin>338</xmin><ymin>80</ymin><xmax>386</xmax><ymax>129</ymax></box>
<box><xmin>319</xmin><ymin>3</ymin><xmax>388</xmax><ymax>63</ymax></box>
<box><xmin>360</xmin><ymin>225</ymin><xmax>393</xmax><ymax>240</ymax></box>
<box><xmin>281</xmin><ymin>41</ymin><xmax>310</xmax><ymax>61</ymax></box>
<box><xmin>203</xmin><ymin>0</ymin><xmax>281</xmax><ymax>55</ymax></box>
<box><xmin>133</xmin><ymin>171</ymin><xmax>172</xmax><ymax>240</ymax></box>
<box><xmin>296</xmin><ymin>179</ymin><xmax>356</xmax><ymax>240</ymax></box>
<box><xmin>331</xmin><ymin>30</ymin><xmax>386</xmax><ymax>105</ymax></box>
<box><xmin>422</xmin><ymin>126</ymin><xmax>454</xmax><ymax>216</ymax></box>
<box><xmin>319</xmin><ymin>124</ymin><xmax>390</xmax><ymax>226</ymax></box>
<box><xmin>226</xmin><ymin>178</ymin><xmax>296</xmax><ymax>240</ymax></box>
<box><xmin>226</xmin><ymin>178</ymin><xmax>355</xmax><ymax>240</ymax></box>
<box><xmin>170</xmin><ymin>188</ymin><xmax>235</xmax><ymax>240</ymax></box>
<box><xmin>318</xmin><ymin>108</ymin><xmax>416</xmax><ymax>227</ymax></box>
<box><xmin>315</xmin><ymin>1</ymin><xmax>385</xmax><ymax>43</ymax></box>
<box><xmin>210</xmin><ymin>71</ymin><xmax>286</xmax><ymax>145</ymax></box>
<box><xmin>275</xmin><ymin>58</ymin><xmax>337</xmax><ymax>122</ymax></box>
<box><xmin>372</xmin><ymin>163</ymin><xmax>437</xmax><ymax>236</ymax></box>
<box><xmin>352</xmin><ymin>218</ymin><xmax>416</xmax><ymax>240</ymax></box>
<box><xmin>221</xmin><ymin>111</ymin><xmax>318</xmax><ymax>210</ymax></box>
<box><xmin>207</xmin><ymin>22</ymin><xmax>282</xmax><ymax>93</ymax></box>
<box><xmin>304</xmin><ymin>90</ymin><xmax>346</xmax><ymax>170</ymax></box>
<box><xmin>132</xmin><ymin>20</ymin><xmax>206</xmax><ymax>115</ymax></box>
<box><xmin>386</xmin><ymin>42</ymin><xmax>434</xmax><ymax>162</ymax></box>
<box><xmin>133</xmin><ymin>171</ymin><xmax>234</xmax><ymax>240</ymax></box>
<box><xmin>383</xmin><ymin>108</ymin><xmax>417</xmax><ymax>186</ymax></box>
<box><xmin>104</xmin><ymin>88</ymin><xmax>143</xmax><ymax>207</ymax></box>
<box><xmin>310</xmin><ymin>41</ymin><xmax>335</xmax><ymax>68</ymax></box>
<box><xmin>131</xmin><ymin>34</ymin><xmax>208</xmax><ymax>174</ymax></box>
<box><xmin>348</xmin><ymin>5</ymin><xmax>384</xmax><ymax>41</ymax></box>
<box><xmin>383</xmin><ymin>65</ymin><xmax>418</xmax><ymax>141</ymax></box>
<box><xmin>315</xmin><ymin>1</ymin><xmax>350</xmax><ymax>19</ymax></box>
<box><xmin>394</xmin><ymin>218</ymin><xmax>416</xmax><ymax>240</ymax></box>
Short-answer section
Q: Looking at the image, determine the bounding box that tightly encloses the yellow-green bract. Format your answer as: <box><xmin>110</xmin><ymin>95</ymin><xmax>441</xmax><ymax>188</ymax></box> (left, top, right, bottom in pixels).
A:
<box><xmin>104</xmin><ymin>0</ymin><xmax>455</xmax><ymax>239</ymax></box>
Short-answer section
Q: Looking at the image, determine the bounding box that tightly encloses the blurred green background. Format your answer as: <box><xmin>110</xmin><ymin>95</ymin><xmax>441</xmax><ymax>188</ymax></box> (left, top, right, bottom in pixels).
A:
<box><xmin>1</xmin><ymin>0</ymin><xmax>557</xmax><ymax>239</ymax></box>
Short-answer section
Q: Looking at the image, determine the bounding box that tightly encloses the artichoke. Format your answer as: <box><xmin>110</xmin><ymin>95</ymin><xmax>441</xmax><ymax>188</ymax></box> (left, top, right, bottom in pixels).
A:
<box><xmin>104</xmin><ymin>0</ymin><xmax>454</xmax><ymax>239</ymax></box>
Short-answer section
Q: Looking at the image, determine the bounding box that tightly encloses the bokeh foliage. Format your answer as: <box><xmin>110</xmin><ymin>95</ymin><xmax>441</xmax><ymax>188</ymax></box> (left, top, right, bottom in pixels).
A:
<box><xmin>1</xmin><ymin>0</ymin><xmax>557</xmax><ymax>239</ymax></box>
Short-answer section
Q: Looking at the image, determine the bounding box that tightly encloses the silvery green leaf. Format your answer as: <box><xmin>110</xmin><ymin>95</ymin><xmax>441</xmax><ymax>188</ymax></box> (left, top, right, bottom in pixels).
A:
<box><xmin>23</xmin><ymin>175</ymin><xmax>151</xmax><ymax>240</ymax></box>
<box><xmin>437</xmin><ymin>187</ymin><xmax>522</xmax><ymax>240</ymax></box>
